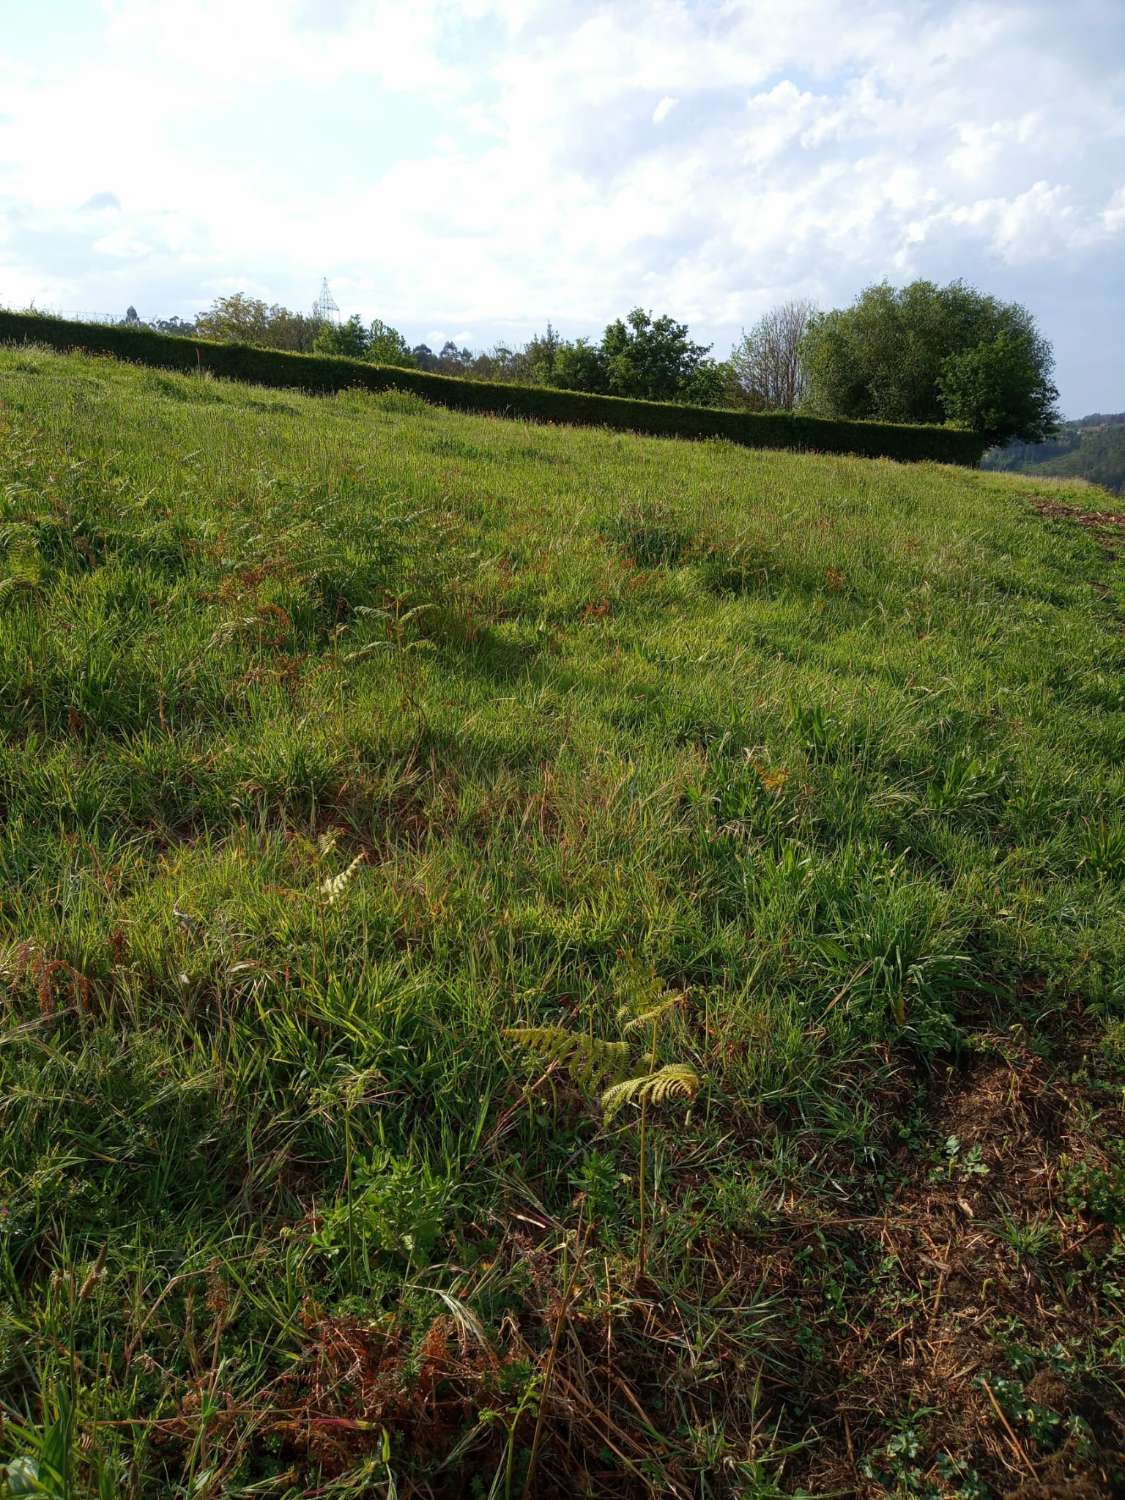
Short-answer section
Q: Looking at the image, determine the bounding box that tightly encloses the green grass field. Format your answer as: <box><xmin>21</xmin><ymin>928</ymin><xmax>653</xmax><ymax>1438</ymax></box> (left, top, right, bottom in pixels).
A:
<box><xmin>0</xmin><ymin>345</ymin><xmax>1121</xmax><ymax>1499</ymax></box>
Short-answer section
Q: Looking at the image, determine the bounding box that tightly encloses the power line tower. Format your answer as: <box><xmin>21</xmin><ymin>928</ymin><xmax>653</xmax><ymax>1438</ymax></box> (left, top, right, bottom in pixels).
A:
<box><xmin>313</xmin><ymin>277</ymin><xmax>340</xmax><ymax>324</ymax></box>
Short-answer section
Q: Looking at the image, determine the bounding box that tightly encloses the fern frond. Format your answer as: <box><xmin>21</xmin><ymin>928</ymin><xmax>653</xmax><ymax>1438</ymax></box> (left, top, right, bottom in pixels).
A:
<box><xmin>0</xmin><ymin>538</ymin><xmax>42</xmax><ymax>600</ymax></box>
<box><xmin>321</xmin><ymin>852</ymin><xmax>365</xmax><ymax>904</ymax></box>
<box><xmin>504</xmin><ymin>1026</ymin><xmax>630</xmax><ymax>1093</ymax></box>
<box><xmin>0</xmin><ymin>520</ymin><xmax>41</xmax><ymax>549</ymax></box>
<box><xmin>618</xmin><ymin>996</ymin><xmax>681</xmax><ymax>1034</ymax></box>
<box><xmin>613</xmin><ymin>959</ymin><xmax>683</xmax><ymax>1029</ymax></box>
<box><xmin>600</xmin><ymin>1063</ymin><xmax>700</xmax><ymax>1117</ymax></box>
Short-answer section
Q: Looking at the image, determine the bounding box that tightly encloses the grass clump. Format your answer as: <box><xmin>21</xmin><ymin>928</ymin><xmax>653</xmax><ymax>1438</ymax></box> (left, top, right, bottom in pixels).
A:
<box><xmin>606</xmin><ymin>501</ymin><xmax>693</xmax><ymax>568</ymax></box>
<box><xmin>0</xmin><ymin>345</ymin><xmax>1121</xmax><ymax>1498</ymax></box>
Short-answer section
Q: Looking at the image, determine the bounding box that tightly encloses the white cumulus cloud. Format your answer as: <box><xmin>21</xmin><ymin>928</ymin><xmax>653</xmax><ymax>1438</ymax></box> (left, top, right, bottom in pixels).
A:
<box><xmin>0</xmin><ymin>0</ymin><xmax>1122</xmax><ymax>410</ymax></box>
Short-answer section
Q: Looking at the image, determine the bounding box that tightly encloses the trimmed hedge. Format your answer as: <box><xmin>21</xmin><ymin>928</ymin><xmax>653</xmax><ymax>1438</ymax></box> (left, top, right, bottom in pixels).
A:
<box><xmin>0</xmin><ymin>311</ymin><xmax>986</xmax><ymax>466</ymax></box>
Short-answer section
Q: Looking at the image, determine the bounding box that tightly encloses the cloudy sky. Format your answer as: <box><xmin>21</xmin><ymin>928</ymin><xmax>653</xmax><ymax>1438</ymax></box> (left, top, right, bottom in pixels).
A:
<box><xmin>2</xmin><ymin>0</ymin><xmax>1123</xmax><ymax>414</ymax></box>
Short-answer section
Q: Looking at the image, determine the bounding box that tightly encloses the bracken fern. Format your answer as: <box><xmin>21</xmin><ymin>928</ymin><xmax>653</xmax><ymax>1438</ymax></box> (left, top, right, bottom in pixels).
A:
<box><xmin>0</xmin><ymin>523</ymin><xmax>42</xmax><ymax>601</ymax></box>
<box><xmin>506</xmin><ymin>971</ymin><xmax>701</xmax><ymax>1275</ymax></box>
<box><xmin>601</xmin><ymin>1061</ymin><xmax>701</xmax><ymax>1117</ymax></box>
<box><xmin>501</xmin><ymin>1025</ymin><xmax>630</xmax><ymax>1095</ymax></box>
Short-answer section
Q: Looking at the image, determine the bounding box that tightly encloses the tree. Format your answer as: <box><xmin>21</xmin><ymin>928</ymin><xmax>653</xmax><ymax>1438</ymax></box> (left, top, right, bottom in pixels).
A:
<box><xmin>265</xmin><ymin>306</ymin><xmax>323</xmax><ymax>352</ymax></box>
<box><xmin>313</xmin><ymin>314</ymin><xmax>370</xmax><ymax>359</ymax></box>
<box><xmin>938</xmin><ymin>330</ymin><xmax>1060</xmax><ymax>446</ymax></box>
<box><xmin>151</xmin><ymin>316</ymin><xmax>197</xmax><ymax>337</ymax></box>
<box><xmin>195</xmin><ymin>293</ymin><xmax>275</xmax><ymax>346</ymax></box>
<box><xmin>365</xmin><ymin>319</ymin><xmax>415</xmax><ymax>368</ymax></box>
<box><xmin>530</xmin><ymin>310</ymin><xmax>719</xmax><ymax>402</ymax></box>
<box><xmin>600</xmin><ymin>308</ymin><xmax>714</xmax><ymax>402</ymax></box>
<box><xmin>312</xmin><ymin>315</ymin><xmax>416</xmax><ymax>367</ymax></box>
<box><xmin>436</xmin><ymin>341</ymin><xmax>473</xmax><ymax>374</ymax></box>
<box><xmin>194</xmin><ymin>294</ymin><xmax>323</xmax><ymax>352</ymax></box>
<box><xmin>800</xmin><ymin>280</ymin><xmax>1059</xmax><ymax>443</ymax></box>
<box><xmin>468</xmin><ymin>345</ymin><xmax>518</xmax><ymax>382</ymax></box>
<box><xmin>550</xmin><ymin>338</ymin><xmax>608</xmax><ymax>394</ymax></box>
<box><xmin>681</xmin><ymin>357</ymin><xmax>737</xmax><ymax>408</ymax></box>
<box><xmin>730</xmin><ymin>299</ymin><xmax>815</xmax><ymax>410</ymax></box>
<box><xmin>510</xmin><ymin>324</ymin><xmax>565</xmax><ymax>385</ymax></box>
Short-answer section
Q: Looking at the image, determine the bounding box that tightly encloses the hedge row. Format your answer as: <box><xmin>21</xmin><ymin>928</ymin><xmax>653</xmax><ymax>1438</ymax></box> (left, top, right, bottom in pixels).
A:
<box><xmin>0</xmin><ymin>311</ymin><xmax>986</xmax><ymax>466</ymax></box>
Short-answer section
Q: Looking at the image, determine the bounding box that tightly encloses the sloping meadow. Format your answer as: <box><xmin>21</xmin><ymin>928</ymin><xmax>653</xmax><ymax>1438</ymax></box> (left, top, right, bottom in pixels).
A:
<box><xmin>0</xmin><ymin>346</ymin><xmax>1121</xmax><ymax>1497</ymax></box>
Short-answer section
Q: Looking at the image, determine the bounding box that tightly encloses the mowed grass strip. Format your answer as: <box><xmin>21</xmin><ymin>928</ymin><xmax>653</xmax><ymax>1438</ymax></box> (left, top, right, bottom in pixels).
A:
<box><xmin>0</xmin><ymin>345</ymin><xmax>1121</xmax><ymax>1498</ymax></box>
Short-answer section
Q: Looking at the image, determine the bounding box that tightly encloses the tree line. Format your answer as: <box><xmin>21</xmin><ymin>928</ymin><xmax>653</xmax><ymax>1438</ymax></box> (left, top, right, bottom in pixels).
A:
<box><xmin>120</xmin><ymin>278</ymin><xmax>1061</xmax><ymax>446</ymax></box>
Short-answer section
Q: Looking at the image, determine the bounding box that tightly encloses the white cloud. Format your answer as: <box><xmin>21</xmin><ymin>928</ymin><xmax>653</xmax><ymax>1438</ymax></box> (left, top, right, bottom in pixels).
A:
<box><xmin>0</xmin><ymin>0</ymin><xmax>1123</xmax><ymax>408</ymax></box>
<box><xmin>948</xmin><ymin>181</ymin><xmax>1075</xmax><ymax>261</ymax></box>
<box><xmin>1104</xmin><ymin>185</ymin><xmax>1125</xmax><ymax>235</ymax></box>
<box><xmin>101</xmin><ymin>0</ymin><xmax>463</xmax><ymax>90</ymax></box>
<box><xmin>91</xmin><ymin>229</ymin><xmax>158</xmax><ymax>259</ymax></box>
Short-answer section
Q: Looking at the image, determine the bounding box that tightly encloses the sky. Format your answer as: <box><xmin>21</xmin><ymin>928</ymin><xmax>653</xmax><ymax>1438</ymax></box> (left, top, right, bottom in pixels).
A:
<box><xmin>1</xmin><ymin>0</ymin><xmax>1123</xmax><ymax>416</ymax></box>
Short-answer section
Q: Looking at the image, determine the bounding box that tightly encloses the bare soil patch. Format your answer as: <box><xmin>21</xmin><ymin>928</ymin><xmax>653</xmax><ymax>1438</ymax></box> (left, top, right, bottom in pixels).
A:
<box><xmin>798</xmin><ymin>1027</ymin><xmax>1124</xmax><ymax>1498</ymax></box>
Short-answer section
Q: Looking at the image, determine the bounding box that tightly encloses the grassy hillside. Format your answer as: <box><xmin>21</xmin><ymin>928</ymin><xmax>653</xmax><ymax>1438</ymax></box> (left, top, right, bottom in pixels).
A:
<box><xmin>0</xmin><ymin>345</ymin><xmax>1121</xmax><ymax>1499</ymax></box>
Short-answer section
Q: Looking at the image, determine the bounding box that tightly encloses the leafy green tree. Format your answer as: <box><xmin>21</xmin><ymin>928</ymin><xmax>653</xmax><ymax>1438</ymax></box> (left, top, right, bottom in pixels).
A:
<box><xmin>265</xmin><ymin>306</ymin><xmax>323</xmax><ymax>352</ymax></box>
<box><xmin>551</xmin><ymin>338</ymin><xmax>609</xmax><ymax>394</ymax></box>
<box><xmin>680</xmin><ymin>357</ymin><xmax>735</xmax><ymax>408</ymax></box>
<box><xmin>151</xmin><ymin>315</ymin><xmax>197</xmax><ymax>337</ymax></box>
<box><xmin>195</xmin><ymin>293</ymin><xmax>322</xmax><ymax>352</ymax></box>
<box><xmin>365</xmin><ymin>319</ymin><xmax>416</xmax><ymax>368</ymax></box>
<box><xmin>510</xmin><ymin>324</ymin><xmax>566</xmax><ymax>385</ymax></box>
<box><xmin>600</xmin><ymin>308</ymin><xmax>714</xmax><ymax>402</ymax></box>
<box><xmin>436</xmin><ymin>340</ymin><xmax>473</xmax><ymax>373</ymax></box>
<box><xmin>469</xmin><ymin>345</ymin><xmax>518</xmax><ymax>381</ymax></box>
<box><xmin>938</xmin><ymin>330</ymin><xmax>1060</xmax><ymax>446</ymax></box>
<box><xmin>801</xmin><ymin>280</ymin><xmax>1059</xmax><ymax>443</ymax></box>
<box><xmin>312</xmin><ymin>316</ymin><xmax>415</xmax><ymax>367</ymax></box>
<box><xmin>529</xmin><ymin>311</ymin><xmax>721</xmax><ymax>402</ymax></box>
<box><xmin>196</xmin><ymin>293</ymin><xmax>273</xmax><ymax>345</ymax></box>
<box><xmin>313</xmin><ymin>314</ymin><xmax>370</xmax><ymax>359</ymax></box>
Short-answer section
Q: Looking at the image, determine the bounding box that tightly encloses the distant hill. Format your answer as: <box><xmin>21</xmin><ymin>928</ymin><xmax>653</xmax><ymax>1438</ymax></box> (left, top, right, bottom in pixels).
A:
<box><xmin>982</xmin><ymin>411</ymin><xmax>1125</xmax><ymax>495</ymax></box>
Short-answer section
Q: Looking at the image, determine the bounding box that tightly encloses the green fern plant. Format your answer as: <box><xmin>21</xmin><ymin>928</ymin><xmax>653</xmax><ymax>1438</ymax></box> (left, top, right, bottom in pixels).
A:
<box><xmin>600</xmin><ymin>1061</ymin><xmax>701</xmax><ymax>1113</ymax></box>
<box><xmin>505</xmin><ymin>964</ymin><xmax>700</xmax><ymax>1274</ymax></box>
<box><xmin>500</xmin><ymin>1025</ymin><xmax>630</xmax><ymax>1095</ymax></box>
<box><xmin>0</xmin><ymin>523</ymin><xmax>43</xmax><ymax>602</ymax></box>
